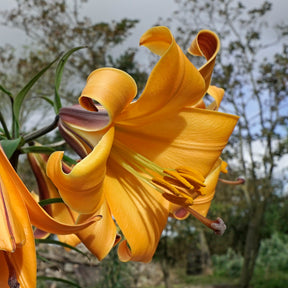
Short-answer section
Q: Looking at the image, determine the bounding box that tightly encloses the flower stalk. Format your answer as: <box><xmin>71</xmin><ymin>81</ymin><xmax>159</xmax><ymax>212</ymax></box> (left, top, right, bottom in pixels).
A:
<box><xmin>23</xmin><ymin>115</ymin><xmax>59</xmax><ymax>143</ymax></box>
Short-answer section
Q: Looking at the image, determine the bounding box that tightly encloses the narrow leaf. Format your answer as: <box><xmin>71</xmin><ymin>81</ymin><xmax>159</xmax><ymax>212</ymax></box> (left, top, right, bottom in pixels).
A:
<box><xmin>13</xmin><ymin>55</ymin><xmax>61</xmax><ymax>137</ymax></box>
<box><xmin>37</xmin><ymin>276</ymin><xmax>82</xmax><ymax>288</ymax></box>
<box><xmin>36</xmin><ymin>238</ymin><xmax>89</xmax><ymax>258</ymax></box>
<box><xmin>40</xmin><ymin>96</ymin><xmax>54</xmax><ymax>107</ymax></box>
<box><xmin>21</xmin><ymin>145</ymin><xmax>77</xmax><ymax>165</ymax></box>
<box><xmin>54</xmin><ymin>46</ymin><xmax>87</xmax><ymax>114</ymax></box>
<box><xmin>0</xmin><ymin>110</ymin><xmax>11</xmax><ymax>139</ymax></box>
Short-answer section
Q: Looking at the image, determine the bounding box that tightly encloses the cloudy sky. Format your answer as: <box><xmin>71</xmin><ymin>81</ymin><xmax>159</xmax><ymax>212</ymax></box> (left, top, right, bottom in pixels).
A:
<box><xmin>1</xmin><ymin>0</ymin><xmax>288</xmax><ymax>49</ymax></box>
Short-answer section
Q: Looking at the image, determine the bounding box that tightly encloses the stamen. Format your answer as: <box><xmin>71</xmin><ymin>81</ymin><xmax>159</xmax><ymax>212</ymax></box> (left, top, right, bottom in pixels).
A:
<box><xmin>176</xmin><ymin>166</ymin><xmax>205</xmax><ymax>183</ymax></box>
<box><xmin>152</xmin><ymin>177</ymin><xmax>182</xmax><ymax>196</ymax></box>
<box><xmin>218</xmin><ymin>178</ymin><xmax>245</xmax><ymax>185</ymax></box>
<box><xmin>111</xmin><ymin>142</ymin><xmax>223</xmax><ymax>233</ymax></box>
<box><xmin>185</xmin><ymin>206</ymin><xmax>226</xmax><ymax>235</ymax></box>
<box><xmin>163</xmin><ymin>170</ymin><xmax>194</xmax><ymax>189</ymax></box>
<box><xmin>162</xmin><ymin>192</ymin><xmax>194</xmax><ymax>206</ymax></box>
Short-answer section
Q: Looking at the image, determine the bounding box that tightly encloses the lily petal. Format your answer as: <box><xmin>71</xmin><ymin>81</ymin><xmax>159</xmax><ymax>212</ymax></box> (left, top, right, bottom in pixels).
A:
<box><xmin>79</xmin><ymin>68</ymin><xmax>137</xmax><ymax>125</ymax></box>
<box><xmin>114</xmin><ymin>26</ymin><xmax>207</xmax><ymax>124</ymax></box>
<box><xmin>0</xmin><ymin>238</ymin><xmax>36</xmax><ymax>288</ymax></box>
<box><xmin>193</xmin><ymin>159</ymin><xmax>223</xmax><ymax>216</ymax></box>
<box><xmin>0</xmin><ymin>146</ymin><xmax>96</xmax><ymax>236</ymax></box>
<box><xmin>47</xmin><ymin>127</ymin><xmax>115</xmax><ymax>213</ymax></box>
<box><xmin>0</xmin><ymin>181</ymin><xmax>26</xmax><ymax>252</ymax></box>
<box><xmin>0</xmin><ymin>252</ymin><xmax>9</xmax><ymax>288</ymax></box>
<box><xmin>5</xmin><ymin>224</ymin><xmax>36</xmax><ymax>288</ymax></box>
<box><xmin>76</xmin><ymin>201</ymin><xmax>118</xmax><ymax>261</ymax></box>
<box><xmin>105</xmin><ymin>158</ymin><xmax>169</xmax><ymax>262</ymax></box>
<box><xmin>115</xmin><ymin>107</ymin><xmax>239</xmax><ymax>177</ymax></box>
<box><xmin>58</xmin><ymin>105</ymin><xmax>110</xmax><ymax>158</ymax></box>
<box><xmin>188</xmin><ymin>30</ymin><xmax>220</xmax><ymax>88</ymax></box>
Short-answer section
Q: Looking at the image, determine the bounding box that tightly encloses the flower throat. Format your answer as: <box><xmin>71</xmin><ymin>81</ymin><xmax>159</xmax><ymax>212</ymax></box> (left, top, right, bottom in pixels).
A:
<box><xmin>110</xmin><ymin>141</ymin><xmax>226</xmax><ymax>235</ymax></box>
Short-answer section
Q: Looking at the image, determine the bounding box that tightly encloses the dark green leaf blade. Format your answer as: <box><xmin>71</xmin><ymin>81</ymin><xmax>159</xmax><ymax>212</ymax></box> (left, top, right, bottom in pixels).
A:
<box><xmin>54</xmin><ymin>46</ymin><xmax>87</xmax><ymax>114</ymax></box>
<box><xmin>13</xmin><ymin>54</ymin><xmax>61</xmax><ymax>136</ymax></box>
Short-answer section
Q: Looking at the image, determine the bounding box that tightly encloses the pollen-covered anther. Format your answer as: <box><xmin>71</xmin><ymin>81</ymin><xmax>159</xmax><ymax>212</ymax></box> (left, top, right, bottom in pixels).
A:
<box><xmin>163</xmin><ymin>170</ymin><xmax>194</xmax><ymax>190</ymax></box>
<box><xmin>175</xmin><ymin>167</ymin><xmax>206</xmax><ymax>195</ymax></box>
<box><xmin>152</xmin><ymin>176</ymin><xmax>194</xmax><ymax>206</ymax></box>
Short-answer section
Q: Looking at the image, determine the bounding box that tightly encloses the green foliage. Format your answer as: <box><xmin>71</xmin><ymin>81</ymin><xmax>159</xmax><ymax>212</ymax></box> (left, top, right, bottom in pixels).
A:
<box><xmin>0</xmin><ymin>0</ymin><xmax>146</xmax><ymax>99</ymax></box>
<box><xmin>212</xmin><ymin>248</ymin><xmax>243</xmax><ymax>278</ymax></box>
<box><xmin>37</xmin><ymin>276</ymin><xmax>81</xmax><ymax>288</ymax></box>
<box><xmin>212</xmin><ymin>233</ymin><xmax>288</xmax><ymax>279</ymax></box>
<box><xmin>256</xmin><ymin>233</ymin><xmax>288</xmax><ymax>272</ymax></box>
<box><xmin>95</xmin><ymin>248</ymin><xmax>132</xmax><ymax>288</ymax></box>
<box><xmin>251</xmin><ymin>272</ymin><xmax>288</xmax><ymax>288</ymax></box>
<box><xmin>54</xmin><ymin>46</ymin><xmax>87</xmax><ymax>114</ymax></box>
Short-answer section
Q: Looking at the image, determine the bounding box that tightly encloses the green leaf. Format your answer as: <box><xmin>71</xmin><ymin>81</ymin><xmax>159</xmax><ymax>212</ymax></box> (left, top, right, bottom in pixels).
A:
<box><xmin>0</xmin><ymin>84</ymin><xmax>13</xmax><ymax>99</ymax></box>
<box><xmin>62</xmin><ymin>154</ymin><xmax>77</xmax><ymax>165</ymax></box>
<box><xmin>36</xmin><ymin>238</ymin><xmax>89</xmax><ymax>258</ymax></box>
<box><xmin>39</xmin><ymin>96</ymin><xmax>55</xmax><ymax>107</ymax></box>
<box><xmin>21</xmin><ymin>145</ymin><xmax>77</xmax><ymax>165</ymax></box>
<box><xmin>54</xmin><ymin>46</ymin><xmax>87</xmax><ymax>114</ymax></box>
<box><xmin>0</xmin><ymin>110</ymin><xmax>11</xmax><ymax>139</ymax></box>
<box><xmin>0</xmin><ymin>138</ymin><xmax>22</xmax><ymax>159</ymax></box>
<box><xmin>13</xmin><ymin>55</ymin><xmax>61</xmax><ymax>137</ymax></box>
<box><xmin>37</xmin><ymin>276</ymin><xmax>82</xmax><ymax>288</ymax></box>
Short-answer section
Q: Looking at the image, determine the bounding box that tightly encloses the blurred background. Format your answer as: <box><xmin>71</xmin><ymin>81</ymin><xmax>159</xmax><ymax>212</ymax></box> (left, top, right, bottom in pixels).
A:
<box><xmin>0</xmin><ymin>1</ymin><xmax>287</xmax><ymax>287</ymax></box>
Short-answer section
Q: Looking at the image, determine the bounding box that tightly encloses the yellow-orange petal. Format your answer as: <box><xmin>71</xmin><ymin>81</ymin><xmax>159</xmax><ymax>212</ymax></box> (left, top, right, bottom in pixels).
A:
<box><xmin>192</xmin><ymin>159</ymin><xmax>223</xmax><ymax>216</ymax></box>
<box><xmin>0</xmin><ymin>252</ymin><xmax>9</xmax><ymax>287</ymax></box>
<box><xmin>76</xmin><ymin>201</ymin><xmax>117</xmax><ymax>261</ymax></box>
<box><xmin>188</xmin><ymin>29</ymin><xmax>220</xmax><ymax>89</ymax></box>
<box><xmin>8</xmin><ymin>226</ymin><xmax>36</xmax><ymax>288</ymax></box>
<box><xmin>79</xmin><ymin>68</ymin><xmax>137</xmax><ymax>126</ymax></box>
<box><xmin>117</xmin><ymin>26</ymin><xmax>206</xmax><ymax>125</ymax></box>
<box><xmin>206</xmin><ymin>85</ymin><xmax>225</xmax><ymax>111</ymax></box>
<box><xmin>0</xmin><ymin>146</ymin><xmax>97</xmax><ymax>236</ymax></box>
<box><xmin>115</xmin><ymin>107</ymin><xmax>239</xmax><ymax>177</ymax></box>
<box><xmin>105</xmin><ymin>158</ymin><xmax>169</xmax><ymax>262</ymax></box>
<box><xmin>47</xmin><ymin>127</ymin><xmax>115</xmax><ymax>214</ymax></box>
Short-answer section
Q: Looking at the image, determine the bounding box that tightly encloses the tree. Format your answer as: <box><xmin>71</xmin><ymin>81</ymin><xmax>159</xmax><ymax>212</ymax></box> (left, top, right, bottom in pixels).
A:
<box><xmin>165</xmin><ymin>1</ymin><xmax>288</xmax><ymax>287</ymax></box>
<box><xmin>0</xmin><ymin>0</ymin><xmax>147</xmax><ymax>130</ymax></box>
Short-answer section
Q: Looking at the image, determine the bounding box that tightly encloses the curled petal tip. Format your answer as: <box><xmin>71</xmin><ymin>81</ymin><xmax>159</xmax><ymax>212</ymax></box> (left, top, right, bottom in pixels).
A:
<box><xmin>211</xmin><ymin>217</ymin><xmax>226</xmax><ymax>236</ymax></box>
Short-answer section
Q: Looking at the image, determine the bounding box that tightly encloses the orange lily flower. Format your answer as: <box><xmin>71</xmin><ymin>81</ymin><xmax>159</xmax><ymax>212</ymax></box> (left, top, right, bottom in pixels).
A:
<box><xmin>47</xmin><ymin>26</ymin><xmax>239</xmax><ymax>262</ymax></box>
<box><xmin>0</xmin><ymin>146</ymin><xmax>98</xmax><ymax>287</ymax></box>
